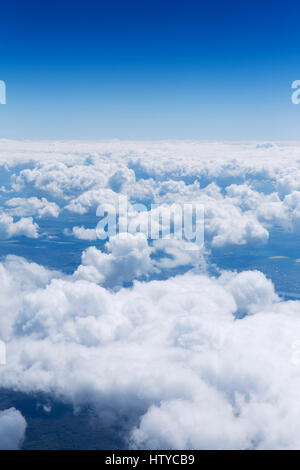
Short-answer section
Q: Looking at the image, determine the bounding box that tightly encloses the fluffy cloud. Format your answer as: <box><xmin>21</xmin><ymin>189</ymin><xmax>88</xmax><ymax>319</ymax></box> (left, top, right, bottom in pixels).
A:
<box><xmin>152</xmin><ymin>239</ymin><xmax>206</xmax><ymax>270</ymax></box>
<box><xmin>65</xmin><ymin>188</ymin><xmax>119</xmax><ymax>214</ymax></box>
<box><xmin>3</xmin><ymin>140</ymin><xmax>300</xmax><ymax>248</ymax></box>
<box><xmin>0</xmin><ymin>252</ymin><xmax>300</xmax><ymax>449</ymax></box>
<box><xmin>70</xmin><ymin>226</ymin><xmax>98</xmax><ymax>240</ymax></box>
<box><xmin>5</xmin><ymin>197</ymin><xmax>59</xmax><ymax>218</ymax></box>
<box><xmin>5</xmin><ymin>197</ymin><xmax>60</xmax><ymax>218</ymax></box>
<box><xmin>0</xmin><ymin>408</ymin><xmax>27</xmax><ymax>450</ymax></box>
<box><xmin>74</xmin><ymin>233</ymin><xmax>153</xmax><ymax>288</ymax></box>
<box><xmin>0</xmin><ymin>213</ymin><xmax>39</xmax><ymax>239</ymax></box>
<box><xmin>218</xmin><ymin>270</ymin><xmax>278</xmax><ymax>315</ymax></box>
<box><xmin>2</xmin><ymin>141</ymin><xmax>300</xmax><ymax>449</ymax></box>
<box><xmin>11</xmin><ymin>161</ymin><xmax>106</xmax><ymax>199</ymax></box>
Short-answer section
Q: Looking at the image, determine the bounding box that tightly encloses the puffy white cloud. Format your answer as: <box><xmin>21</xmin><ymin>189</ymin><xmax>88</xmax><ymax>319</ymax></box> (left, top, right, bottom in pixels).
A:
<box><xmin>205</xmin><ymin>202</ymin><xmax>269</xmax><ymax>247</ymax></box>
<box><xmin>0</xmin><ymin>255</ymin><xmax>60</xmax><ymax>340</ymax></box>
<box><xmin>152</xmin><ymin>239</ymin><xmax>206</xmax><ymax>270</ymax></box>
<box><xmin>218</xmin><ymin>270</ymin><xmax>278</xmax><ymax>315</ymax></box>
<box><xmin>11</xmin><ymin>161</ymin><xmax>106</xmax><ymax>199</ymax></box>
<box><xmin>5</xmin><ymin>197</ymin><xmax>60</xmax><ymax>218</ymax></box>
<box><xmin>2</xmin><ymin>140</ymin><xmax>300</xmax><ymax>449</ymax></box>
<box><xmin>108</xmin><ymin>168</ymin><xmax>136</xmax><ymax>193</ymax></box>
<box><xmin>3</xmin><ymin>140</ymin><xmax>300</xmax><ymax>248</ymax></box>
<box><xmin>0</xmin><ymin>253</ymin><xmax>300</xmax><ymax>449</ymax></box>
<box><xmin>0</xmin><ymin>213</ymin><xmax>39</xmax><ymax>239</ymax></box>
<box><xmin>70</xmin><ymin>226</ymin><xmax>98</xmax><ymax>240</ymax></box>
<box><xmin>65</xmin><ymin>188</ymin><xmax>119</xmax><ymax>214</ymax></box>
<box><xmin>0</xmin><ymin>408</ymin><xmax>27</xmax><ymax>450</ymax></box>
<box><xmin>74</xmin><ymin>233</ymin><xmax>154</xmax><ymax>288</ymax></box>
<box><xmin>131</xmin><ymin>397</ymin><xmax>251</xmax><ymax>450</ymax></box>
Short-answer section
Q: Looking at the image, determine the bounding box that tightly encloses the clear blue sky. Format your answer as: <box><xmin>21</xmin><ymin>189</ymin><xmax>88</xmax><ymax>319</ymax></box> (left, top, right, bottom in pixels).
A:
<box><xmin>0</xmin><ymin>0</ymin><xmax>300</xmax><ymax>140</ymax></box>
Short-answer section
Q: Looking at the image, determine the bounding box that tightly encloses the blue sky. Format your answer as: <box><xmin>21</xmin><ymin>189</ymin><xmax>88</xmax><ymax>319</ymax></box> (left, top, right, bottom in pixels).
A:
<box><xmin>0</xmin><ymin>0</ymin><xmax>300</xmax><ymax>140</ymax></box>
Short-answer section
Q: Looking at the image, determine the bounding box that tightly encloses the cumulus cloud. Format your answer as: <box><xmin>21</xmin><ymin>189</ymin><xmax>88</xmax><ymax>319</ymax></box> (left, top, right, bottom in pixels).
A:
<box><xmin>11</xmin><ymin>161</ymin><xmax>106</xmax><ymax>199</ymax></box>
<box><xmin>152</xmin><ymin>239</ymin><xmax>206</xmax><ymax>270</ymax></box>
<box><xmin>5</xmin><ymin>197</ymin><xmax>60</xmax><ymax>218</ymax></box>
<box><xmin>218</xmin><ymin>270</ymin><xmax>278</xmax><ymax>315</ymax></box>
<box><xmin>0</xmin><ymin>252</ymin><xmax>300</xmax><ymax>449</ymax></box>
<box><xmin>65</xmin><ymin>188</ymin><xmax>119</xmax><ymax>214</ymax></box>
<box><xmin>2</xmin><ymin>141</ymin><xmax>300</xmax><ymax>449</ymax></box>
<box><xmin>70</xmin><ymin>226</ymin><xmax>98</xmax><ymax>240</ymax></box>
<box><xmin>0</xmin><ymin>408</ymin><xmax>27</xmax><ymax>450</ymax></box>
<box><xmin>3</xmin><ymin>140</ymin><xmax>300</xmax><ymax>248</ymax></box>
<box><xmin>74</xmin><ymin>233</ymin><xmax>153</xmax><ymax>287</ymax></box>
<box><xmin>0</xmin><ymin>213</ymin><xmax>39</xmax><ymax>239</ymax></box>
<box><xmin>108</xmin><ymin>168</ymin><xmax>136</xmax><ymax>193</ymax></box>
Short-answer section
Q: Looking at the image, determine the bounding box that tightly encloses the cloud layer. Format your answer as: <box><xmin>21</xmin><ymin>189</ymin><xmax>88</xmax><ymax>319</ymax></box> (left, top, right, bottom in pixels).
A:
<box><xmin>0</xmin><ymin>252</ymin><xmax>299</xmax><ymax>449</ymax></box>
<box><xmin>1</xmin><ymin>140</ymin><xmax>300</xmax><ymax>449</ymax></box>
<box><xmin>1</xmin><ymin>140</ymin><xmax>300</xmax><ymax>247</ymax></box>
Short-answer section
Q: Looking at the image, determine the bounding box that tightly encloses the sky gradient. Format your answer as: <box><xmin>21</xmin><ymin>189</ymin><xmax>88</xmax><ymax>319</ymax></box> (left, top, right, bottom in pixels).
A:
<box><xmin>0</xmin><ymin>0</ymin><xmax>300</xmax><ymax>140</ymax></box>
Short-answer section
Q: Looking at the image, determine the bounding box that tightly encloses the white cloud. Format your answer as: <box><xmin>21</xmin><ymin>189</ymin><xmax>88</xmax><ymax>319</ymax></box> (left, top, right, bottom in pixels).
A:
<box><xmin>0</xmin><ymin>253</ymin><xmax>300</xmax><ymax>448</ymax></box>
<box><xmin>70</xmin><ymin>226</ymin><xmax>98</xmax><ymax>240</ymax></box>
<box><xmin>65</xmin><ymin>188</ymin><xmax>119</xmax><ymax>214</ymax></box>
<box><xmin>218</xmin><ymin>270</ymin><xmax>278</xmax><ymax>315</ymax></box>
<box><xmin>74</xmin><ymin>233</ymin><xmax>153</xmax><ymax>287</ymax></box>
<box><xmin>0</xmin><ymin>408</ymin><xmax>27</xmax><ymax>450</ymax></box>
<box><xmin>3</xmin><ymin>140</ymin><xmax>300</xmax><ymax>248</ymax></box>
<box><xmin>2</xmin><ymin>141</ymin><xmax>300</xmax><ymax>448</ymax></box>
<box><xmin>11</xmin><ymin>161</ymin><xmax>106</xmax><ymax>199</ymax></box>
<box><xmin>5</xmin><ymin>197</ymin><xmax>60</xmax><ymax>218</ymax></box>
<box><xmin>152</xmin><ymin>239</ymin><xmax>206</xmax><ymax>269</ymax></box>
<box><xmin>0</xmin><ymin>213</ymin><xmax>39</xmax><ymax>239</ymax></box>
